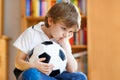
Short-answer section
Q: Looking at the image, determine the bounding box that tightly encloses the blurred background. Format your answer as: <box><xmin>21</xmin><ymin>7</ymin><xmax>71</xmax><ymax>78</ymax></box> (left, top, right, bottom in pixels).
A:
<box><xmin>1</xmin><ymin>0</ymin><xmax>120</xmax><ymax>80</ymax></box>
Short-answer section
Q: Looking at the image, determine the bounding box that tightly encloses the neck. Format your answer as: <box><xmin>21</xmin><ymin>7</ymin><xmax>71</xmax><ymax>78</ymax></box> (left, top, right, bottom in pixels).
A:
<box><xmin>41</xmin><ymin>26</ymin><xmax>52</xmax><ymax>39</ymax></box>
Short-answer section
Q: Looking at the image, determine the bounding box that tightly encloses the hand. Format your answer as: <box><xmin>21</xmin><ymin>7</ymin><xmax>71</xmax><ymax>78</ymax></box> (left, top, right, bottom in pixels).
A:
<box><xmin>32</xmin><ymin>58</ymin><xmax>54</xmax><ymax>75</ymax></box>
<box><xmin>58</xmin><ymin>32</ymin><xmax>73</xmax><ymax>51</ymax></box>
<box><xmin>58</xmin><ymin>38</ymin><xmax>72</xmax><ymax>53</ymax></box>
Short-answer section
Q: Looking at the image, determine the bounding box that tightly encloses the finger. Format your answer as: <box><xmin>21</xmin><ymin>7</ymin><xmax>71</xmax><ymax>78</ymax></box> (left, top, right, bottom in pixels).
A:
<box><xmin>44</xmin><ymin>65</ymin><xmax>53</xmax><ymax>70</ymax></box>
<box><xmin>42</xmin><ymin>63</ymin><xmax>53</xmax><ymax>67</ymax></box>
<box><xmin>38</xmin><ymin>58</ymin><xmax>46</xmax><ymax>62</ymax></box>
<box><xmin>68</xmin><ymin>32</ymin><xmax>73</xmax><ymax>39</ymax></box>
<box><xmin>41</xmin><ymin>64</ymin><xmax>53</xmax><ymax>71</ymax></box>
<box><xmin>42</xmin><ymin>68</ymin><xmax>52</xmax><ymax>74</ymax></box>
<box><xmin>49</xmin><ymin>64</ymin><xmax>54</xmax><ymax>68</ymax></box>
<box><xmin>41</xmin><ymin>69</ymin><xmax>50</xmax><ymax>74</ymax></box>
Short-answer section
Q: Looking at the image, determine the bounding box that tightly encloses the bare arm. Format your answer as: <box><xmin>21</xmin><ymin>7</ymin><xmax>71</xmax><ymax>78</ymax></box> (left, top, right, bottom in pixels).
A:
<box><xmin>15</xmin><ymin>50</ymin><xmax>54</xmax><ymax>74</ymax></box>
<box><xmin>15</xmin><ymin>50</ymin><xmax>33</xmax><ymax>70</ymax></box>
<box><xmin>58</xmin><ymin>39</ymin><xmax>78</xmax><ymax>72</ymax></box>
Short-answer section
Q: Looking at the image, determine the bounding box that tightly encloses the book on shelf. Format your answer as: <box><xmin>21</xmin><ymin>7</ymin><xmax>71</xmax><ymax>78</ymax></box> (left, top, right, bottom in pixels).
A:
<box><xmin>40</xmin><ymin>0</ymin><xmax>47</xmax><ymax>16</ymax></box>
<box><xmin>25</xmin><ymin>0</ymin><xmax>86</xmax><ymax>17</ymax></box>
<box><xmin>69</xmin><ymin>35</ymin><xmax>74</xmax><ymax>45</ymax></box>
<box><xmin>26</xmin><ymin>0</ymin><xmax>31</xmax><ymax>16</ymax></box>
<box><xmin>32</xmin><ymin>0</ymin><xmax>40</xmax><ymax>17</ymax></box>
<box><xmin>69</xmin><ymin>28</ymin><xmax>87</xmax><ymax>45</ymax></box>
<box><xmin>71</xmin><ymin>0</ymin><xmax>79</xmax><ymax>6</ymax></box>
<box><xmin>78</xmin><ymin>0</ymin><xmax>87</xmax><ymax>15</ymax></box>
<box><xmin>25</xmin><ymin>0</ymin><xmax>57</xmax><ymax>17</ymax></box>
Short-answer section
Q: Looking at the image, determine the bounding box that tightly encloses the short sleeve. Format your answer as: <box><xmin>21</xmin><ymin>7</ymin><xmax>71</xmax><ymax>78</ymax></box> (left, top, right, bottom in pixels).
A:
<box><xmin>13</xmin><ymin>27</ymin><xmax>35</xmax><ymax>54</ymax></box>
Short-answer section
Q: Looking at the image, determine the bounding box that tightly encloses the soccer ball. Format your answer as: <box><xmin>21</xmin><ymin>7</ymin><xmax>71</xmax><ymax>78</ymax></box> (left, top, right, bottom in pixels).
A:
<box><xmin>29</xmin><ymin>41</ymin><xmax>67</xmax><ymax>77</ymax></box>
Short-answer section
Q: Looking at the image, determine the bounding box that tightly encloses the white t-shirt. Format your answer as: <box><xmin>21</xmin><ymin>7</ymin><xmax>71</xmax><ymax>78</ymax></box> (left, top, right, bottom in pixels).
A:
<box><xmin>13</xmin><ymin>22</ymin><xmax>53</xmax><ymax>54</ymax></box>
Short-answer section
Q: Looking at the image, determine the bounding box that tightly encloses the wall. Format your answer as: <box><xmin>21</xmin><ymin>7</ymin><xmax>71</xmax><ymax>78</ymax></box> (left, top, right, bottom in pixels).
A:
<box><xmin>87</xmin><ymin>0</ymin><xmax>120</xmax><ymax>80</ymax></box>
<box><xmin>4</xmin><ymin>0</ymin><xmax>21</xmax><ymax>80</ymax></box>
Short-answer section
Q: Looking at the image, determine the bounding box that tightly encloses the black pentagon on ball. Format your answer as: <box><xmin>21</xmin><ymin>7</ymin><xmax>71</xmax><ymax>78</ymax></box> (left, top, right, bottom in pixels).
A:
<box><xmin>49</xmin><ymin>69</ymin><xmax>60</xmax><ymax>77</ymax></box>
<box><xmin>59</xmin><ymin>49</ymin><xmax>66</xmax><ymax>61</ymax></box>
<box><xmin>41</xmin><ymin>41</ymin><xmax>53</xmax><ymax>45</ymax></box>
<box><xmin>38</xmin><ymin>52</ymin><xmax>51</xmax><ymax>63</ymax></box>
<box><xmin>28</xmin><ymin>48</ymin><xmax>34</xmax><ymax>58</ymax></box>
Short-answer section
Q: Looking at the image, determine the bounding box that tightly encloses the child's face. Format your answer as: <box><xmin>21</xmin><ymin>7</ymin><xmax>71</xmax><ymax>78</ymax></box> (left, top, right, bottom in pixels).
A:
<box><xmin>49</xmin><ymin>21</ymin><xmax>76</xmax><ymax>41</ymax></box>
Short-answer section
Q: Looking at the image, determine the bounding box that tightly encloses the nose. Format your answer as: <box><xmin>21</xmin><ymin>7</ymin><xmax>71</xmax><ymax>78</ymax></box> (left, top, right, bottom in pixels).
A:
<box><xmin>63</xmin><ymin>33</ymin><xmax>68</xmax><ymax>38</ymax></box>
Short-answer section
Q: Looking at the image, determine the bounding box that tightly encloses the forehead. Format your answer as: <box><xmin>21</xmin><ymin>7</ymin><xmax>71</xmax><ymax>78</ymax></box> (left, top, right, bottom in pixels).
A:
<box><xmin>55</xmin><ymin>21</ymin><xmax>77</xmax><ymax>32</ymax></box>
<box><xmin>66</xmin><ymin>25</ymin><xmax>77</xmax><ymax>32</ymax></box>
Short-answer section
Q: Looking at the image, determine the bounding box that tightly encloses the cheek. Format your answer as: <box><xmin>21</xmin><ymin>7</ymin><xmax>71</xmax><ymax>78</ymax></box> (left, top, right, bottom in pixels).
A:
<box><xmin>50</xmin><ymin>25</ymin><xmax>63</xmax><ymax>39</ymax></box>
<box><xmin>52</xmin><ymin>27</ymin><xmax>61</xmax><ymax>34</ymax></box>
<box><xmin>51</xmin><ymin>29</ymin><xmax>59</xmax><ymax>37</ymax></box>
<box><xmin>51</xmin><ymin>29</ymin><xmax>62</xmax><ymax>40</ymax></box>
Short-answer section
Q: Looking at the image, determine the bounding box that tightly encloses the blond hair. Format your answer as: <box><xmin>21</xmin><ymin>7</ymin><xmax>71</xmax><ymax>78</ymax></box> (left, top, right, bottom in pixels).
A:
<box><xmin>45</xmin><ymin>2</ymin><xmax>81</xmax><ymax>31</ymax></box>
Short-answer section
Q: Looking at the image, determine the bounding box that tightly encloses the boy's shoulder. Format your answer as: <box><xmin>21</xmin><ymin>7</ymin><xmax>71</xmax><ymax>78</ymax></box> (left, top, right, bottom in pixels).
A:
<box><xmin>27</xmin><ymin>22</ymin><xmax>44</xmax><ymax>32</ymax></box>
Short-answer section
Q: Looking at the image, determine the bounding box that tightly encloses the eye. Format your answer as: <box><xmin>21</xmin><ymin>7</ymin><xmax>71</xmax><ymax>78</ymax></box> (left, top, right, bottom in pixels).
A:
<box><xmin>61</xmin><ymin>27</ymin><xmax>66</xmax><ymax>31</ymax></box>
<box><xmin>69</xmin><ymin>31</ymin><xmax>73</xmax><ymax>33</ymax></box>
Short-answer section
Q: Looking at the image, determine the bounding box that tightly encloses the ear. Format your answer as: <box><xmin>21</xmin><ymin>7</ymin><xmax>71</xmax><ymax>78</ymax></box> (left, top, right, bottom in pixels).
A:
<box><xmin>48</xmin><ymin>17</ymin><xmax>53</xmax><ymax>26</ymax></box>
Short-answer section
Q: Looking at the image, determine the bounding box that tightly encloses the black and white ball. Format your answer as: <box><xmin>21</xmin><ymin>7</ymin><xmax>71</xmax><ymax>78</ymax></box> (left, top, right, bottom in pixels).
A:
<box><xmin>29</xmin><ymin>41</ymin><xmax>67</xmax><ymax>77</ymax></box>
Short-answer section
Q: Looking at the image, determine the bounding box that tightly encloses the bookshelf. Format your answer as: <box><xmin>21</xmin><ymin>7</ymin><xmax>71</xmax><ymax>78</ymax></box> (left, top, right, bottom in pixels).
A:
<box><xmin>21</xmin><ymin>0</ymin><xmax>87</xmax><ymax>73</ymax></box>
<box><xmin>0</xmin><ymin>0</ymin><xmax>3</xmax><ymax>37</ymax></box>
<box><xmin>87</xmin><ymin>0</ymin><xmax>120</xmax><ymax>80</ymax></box>
<box><xmin>0</xmin><ymin>0</ymin><xmax>9</xmax><ymax>80</ymax></box>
